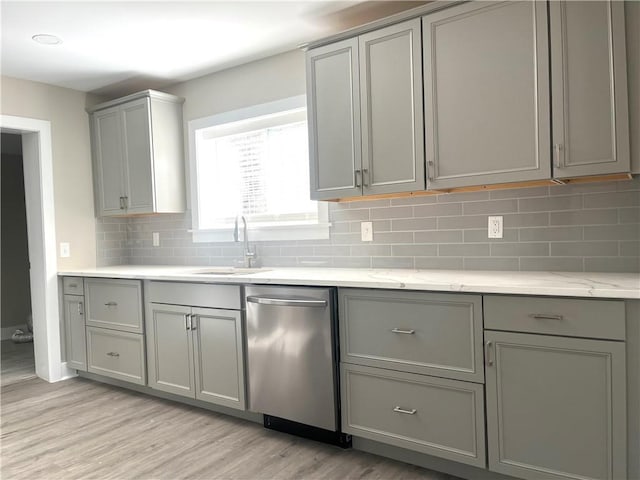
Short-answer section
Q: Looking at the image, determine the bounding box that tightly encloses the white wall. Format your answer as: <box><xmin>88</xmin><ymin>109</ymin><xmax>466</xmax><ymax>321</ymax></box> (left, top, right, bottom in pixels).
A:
<box><xmin>0</xmin><ymin>76</ymin><xmax>99</xmax><ymax>269</ymax></box>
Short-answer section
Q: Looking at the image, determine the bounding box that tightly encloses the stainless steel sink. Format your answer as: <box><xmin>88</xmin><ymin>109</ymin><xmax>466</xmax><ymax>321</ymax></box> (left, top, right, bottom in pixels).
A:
<box><xmin>191</xmin><ymin>267</ymin><xmax>270</xmax><ymax>275</ymax></box>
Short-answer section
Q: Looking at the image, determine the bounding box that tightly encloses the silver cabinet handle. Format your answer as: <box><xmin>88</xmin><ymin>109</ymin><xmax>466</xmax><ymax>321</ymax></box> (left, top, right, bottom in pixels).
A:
<box><xmin>393</xmin><ymin>406</ymin><xmax>417</xmax><ymax>415</ymax></box>
<box><xmin>362</xmin><ymin>168</ymin><xmax>369</xmax><ymax>187</ymax></box>
<box><xmin>391</xmin><ymin>328</ymin><xmax>415</xmax><ymax>335</ymax></box>
<box><xmin>485</xmin><ymin>340</ymin><xmax>494</xmax><ymax>366</ymax></box>
<box><xmin>246</xmin><ymin>296</ymin><xmax>327</xmax><ymax>308</ymax></box>
<box><xmin>123</xmin><ymin>196</ymin><xmax>128</xmax><ymax>209</ymax></box>
<box><xmin>185</xmin><ymin>314</ymin><xmax>192</xmax><ymax>330</ymax></box>
<box><xmin>554</xmin><ymin>144</ymin><xmax>564</xmax><ymax>168</ymax></box>
<box><xmin>354</xmin><ymin>169</ymin><xmax>362</xmax><ymax>188</ymax></box>
<box><xmin>68</xmin><ymin>283</ymin><xmax>78</xmax><ymax>288</ymax></box>
<box><xmin>77</xmin><ymin>302</ymin><xmax>84</xmax><ymax>315</ymax></box>
<box><xmin>106</xmin><ymin>352</ymin><xmax>120</xmax><ymax>357</ymax></box>
<box><xmin>191</xmin><ymin>314</ymin><xmax>198</xmax><ymax>331</ymax></box>
<box><xmin>529</xmin><ymin>314</ymin><xmax>564</xmax><ymax>321</ymax></box>
<box><xmin>427</xmin><ymin>160</ymin><xmax>434</xmax><ymax>182</ymax></box>
<box><xmin>119</xmin><ymin>196</ymin><xmax>125</xmax><ymax>209</ymax></box>
<box><xmin>104</xmin><ymin>301</ymin><xmax>118</xmax><ymax>307</ymax></box>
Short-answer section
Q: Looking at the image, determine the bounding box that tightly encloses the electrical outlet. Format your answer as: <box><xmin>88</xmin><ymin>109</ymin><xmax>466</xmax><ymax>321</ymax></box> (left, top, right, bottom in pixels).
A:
<box><xmin>60</xmin><ymin>242</ymin><xmax>71</xmax><ymax>258</ymax></box>
<box><xmin>488</xmin><ymin>216</ymin><xmax>503</xmax><ymax>239</ymax></box>
<box><xmin>152</xmin><ymin>232</ymin><xmax>160</xmax><ymax>247</ymax></box>
<box><xmin>361</xmin><ymin>222</ymin><xmax>373</xmax><ymax>242</ymax></box>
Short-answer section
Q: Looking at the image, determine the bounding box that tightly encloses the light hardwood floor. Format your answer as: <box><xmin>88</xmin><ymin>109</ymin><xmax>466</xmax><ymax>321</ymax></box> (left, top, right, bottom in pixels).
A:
<box><xmin>1</xmin><ymin>347</ymin><xmax>460</xmax><ymax>480</ymax></box>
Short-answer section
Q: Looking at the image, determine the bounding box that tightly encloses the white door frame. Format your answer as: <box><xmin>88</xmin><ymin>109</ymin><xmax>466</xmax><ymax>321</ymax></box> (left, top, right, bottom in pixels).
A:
<box><xmin>1</xmin><ymin>115</ymin><xmax>75</xmax><ymax>382</ymax></box>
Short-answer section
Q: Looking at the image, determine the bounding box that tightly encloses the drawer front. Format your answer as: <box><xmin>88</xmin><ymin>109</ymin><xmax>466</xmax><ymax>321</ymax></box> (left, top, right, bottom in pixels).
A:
<box><xmin>339</xmin><ymin>289</ymin><xmax>483</xmax><ymax>382</ymax></box>
<box><xmin>87</xmin><ymin>327</ymin><xmax>145</xmax><ymax>385</ymax></box>
<box><xmin>63</xmin><ymin>277</ymin><xmax>84</xmax><ymax>296</ymax></box>
<box><xmin>342</xmin><ymin>363</ymin><xmax>486</xmax><ymax>468</ymax></box>
<box><xmin>147</xmin><ymin>282</ymin><xmax>241</xmax><ymax>310</ymax></box>
<box><xmin>85</xmin><ymin>278</ymin><xmax>143</xmax><ymax>333</ymax></box>
<box><xmin>484</xmin><ymin>295</ymin><xmax>625</xmax><ymax>340</ymax></box>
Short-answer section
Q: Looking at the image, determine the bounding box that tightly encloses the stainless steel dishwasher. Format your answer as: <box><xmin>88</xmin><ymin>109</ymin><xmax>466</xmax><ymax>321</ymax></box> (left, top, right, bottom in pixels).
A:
<box><xmin>245</xmin><ymin>285</ymin><xmax>349</xmax><ymax>446</ymax></box>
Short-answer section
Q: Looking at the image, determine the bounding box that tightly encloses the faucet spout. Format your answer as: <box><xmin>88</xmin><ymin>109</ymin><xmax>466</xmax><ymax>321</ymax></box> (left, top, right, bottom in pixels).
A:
<box><xmin>240</xmin><ymin>216</ymin><xmax>256</xmax><ymax>268</ymax></box>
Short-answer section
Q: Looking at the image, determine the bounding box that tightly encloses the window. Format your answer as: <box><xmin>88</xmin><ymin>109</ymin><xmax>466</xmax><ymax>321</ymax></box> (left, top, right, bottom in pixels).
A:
<box><xmin>188</xmin><ymin>96</ymin><xmax>329</xmax><ymax>242</ymax></box>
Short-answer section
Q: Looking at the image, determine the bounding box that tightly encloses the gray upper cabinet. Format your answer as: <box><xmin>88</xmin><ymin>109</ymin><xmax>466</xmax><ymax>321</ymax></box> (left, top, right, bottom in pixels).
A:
<box><xmin>307</xmin><ymin>38</ymin><xmax>361</xmax><ymax>200</ymax></box>
<box><xmin>485</xmin><ymin>331</ymin><xmax>626</xmax><ymax>480</ymax></box>
<box><xmin>423</xmin><ymin>2</ymin><xmax>551</xmax><ymax>189</ymax></box>
<box><xmin>89</xmin><ymin>90</ymin><xmax>186</xmax><ymax>217</ymax></box>
<box><xmin>551</xmin><ymin>0</ymin><xmax>630</xmax><ymax>178</ymax></box>
<box><xmin>307</xmin><ymin>19</ymin><xmax>423</xmax><ymax>200</ymax></box>
<box><xmin>359</xmin><ymin>19</ymin><xmax>424</xmax><ymax>195</ymax></box>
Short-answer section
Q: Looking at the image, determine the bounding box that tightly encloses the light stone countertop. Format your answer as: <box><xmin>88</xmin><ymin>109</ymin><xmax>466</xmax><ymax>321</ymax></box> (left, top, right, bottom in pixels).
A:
<box><xmin>58</xmin><ymin>265</ymin><xmax>640</xmax><ymax>299</ymax></box>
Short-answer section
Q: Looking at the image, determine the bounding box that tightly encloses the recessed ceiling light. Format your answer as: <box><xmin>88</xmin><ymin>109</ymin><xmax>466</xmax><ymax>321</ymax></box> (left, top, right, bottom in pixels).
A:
<box><xmin>32</xmin><ymin>34</ymin><xmax>62</xmax><ymax>45</ymax></box>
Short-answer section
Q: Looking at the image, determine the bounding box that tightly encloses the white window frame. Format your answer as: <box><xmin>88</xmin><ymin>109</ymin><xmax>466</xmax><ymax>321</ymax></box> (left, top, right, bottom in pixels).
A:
<box><xmin>187</xmin><ymin>95</ymin><xmax>329</xmax><ymax>243</ymax></box>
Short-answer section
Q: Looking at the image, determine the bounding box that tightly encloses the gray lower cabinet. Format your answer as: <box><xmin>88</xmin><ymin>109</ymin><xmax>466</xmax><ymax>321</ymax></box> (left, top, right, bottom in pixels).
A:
<box><xmin>339</xmin><ymin>289</ymin><xmax>484</xmax><ymax>382</ymax></box>
<box><xmin>307</xmin><ymin>18</ymin><xmax>423</xmax><ymax>200</ymax></box>
<box><xmin>86</xmin><ymin>326</ymin><xmax>146</xmax><ymax>385</ymax></box>
<box><xmin>551</xmin><ymin>0</ymin><xmax>630</xmax><ymax>178</ymax></box>
<box><xmin>63</xmin><ymin>294</ymin><xmax>87</xmax><ymax>371</ymax></box>
<box><xmin>485</xmin><ymin>331</ymin><xmax>626</xmax><ymax>480</ymax></box>
<box><xmin>85</xmin><ymin>278</ymin><xmax>144</xmax><ymax>334</ymax></box>
<box><xmin>423</xmin><ymin>1</ymin><xmax>551</xmax><ymax>189</ymax></box>
<box><xmin>341</xmin><ymin>363</ymin><xmax>486</xmax><ymax>468</ymax></box>
<box><xmin>146</xmin><ymin>302</ymin><xmax>245</xmax><ymax>410</ymax></box>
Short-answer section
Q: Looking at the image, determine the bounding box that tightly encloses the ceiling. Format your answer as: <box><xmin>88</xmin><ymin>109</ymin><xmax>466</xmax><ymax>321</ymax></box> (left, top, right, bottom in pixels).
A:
<box><xmin>1</xmin><ymin>1</ymin><xmax>426</xmax><ymax>97</ymax></box>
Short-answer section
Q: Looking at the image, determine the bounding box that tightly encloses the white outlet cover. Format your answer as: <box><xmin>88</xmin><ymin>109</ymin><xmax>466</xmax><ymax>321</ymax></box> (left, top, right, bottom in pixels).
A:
<box><xmin>488</xmin><ymin>216</ymin><xmax>503</xmax><ymax>239</ymax></box>
<box><xmin>152</xmin><ymin>232</ymin><xmax>160</xmax><ymax>247</ymax></box>
<box><xmin>361</xmin><ymin>222</ymin><xmax>373</xmax><ymax>242</ymax></box>
<box><xmin>60</xmin><ymin>242</ymin><xmax>70</xmax><ymax>257</ymax></box>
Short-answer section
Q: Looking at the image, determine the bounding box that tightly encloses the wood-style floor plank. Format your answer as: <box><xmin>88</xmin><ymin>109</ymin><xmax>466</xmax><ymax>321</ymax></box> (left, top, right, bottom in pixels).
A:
<box><xmin>1</xmin><ymin>344</ymin><xmax>460</xmax><ymax>480</ymax></box>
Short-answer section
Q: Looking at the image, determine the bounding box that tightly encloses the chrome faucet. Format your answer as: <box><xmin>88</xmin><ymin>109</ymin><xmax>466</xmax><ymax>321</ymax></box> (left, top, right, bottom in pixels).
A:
<box><xmin>234</xmin><ymin>216</ymin><xmax>256</xmax><ymax>268</ymax></box>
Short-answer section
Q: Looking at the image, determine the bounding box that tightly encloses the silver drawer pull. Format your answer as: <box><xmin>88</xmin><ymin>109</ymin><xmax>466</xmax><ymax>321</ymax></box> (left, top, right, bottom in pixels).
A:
<box><xmin>391</xmin><ymin>328</ymin><xmax>415</xmax><ymax>335</ymax></box>
<box><xmin>68</xmin><ymin>283</ymin><xmax>78</xmax><ymax>288</ymax></box>
<box><xmin>529</xmin><ymin>314</ymin><xmax>564</xmax><ymax>321</ymax></box>
<box><xmin>393</xmin><ymin>406</ymin><xmax>417</xmax><ymax>415</ymax></box>
<box><xmin>104</xmin><ymin>302</ymin><xmax>118</xmax><ymax>307</ymax></box>
<box><xmin>106</xmin><ymin>352</ymin><xmax>120</xmax><ymax>357</ymax></box>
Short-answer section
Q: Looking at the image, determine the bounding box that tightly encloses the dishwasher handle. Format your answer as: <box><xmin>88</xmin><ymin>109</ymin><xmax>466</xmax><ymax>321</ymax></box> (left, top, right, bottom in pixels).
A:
<box><xmin>246</xmin><ymin>296</ymin><xmax>327</xmax><ymax>308</ymax></box>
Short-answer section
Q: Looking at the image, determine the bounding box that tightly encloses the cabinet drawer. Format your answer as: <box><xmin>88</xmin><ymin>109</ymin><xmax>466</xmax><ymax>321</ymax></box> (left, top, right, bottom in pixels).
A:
<box><xmin>341</xmin><ymin>363</ymin><xmax>485</xmax><ymax>468</ymax></box>
<box><xmin>339</xmin><ymin>289</ymin><xmax>483</xmax><ymax>382</ymax></box>
<box><xmin>63</xmin><ymin>277</ymin><xmax>84</xmax><ymax>296</ymax></box>
<box><xmin>147</xmin><ymin>282</ymin><xmax>241</xmax><ymax>310</ymax></box>
<box><xmin>484</xmin><ymin>295</ymin><xmax>625</xmax><ymax>340</ymax></box>
<box><xmin>87</xmin><ymin>327</ymin><xmax>145</xmax><ymax>385</ymax></box>
<box><xmin>85</xmin><ymin>278</ymin><xmax>143</xmax><ymax>333</ymax></box>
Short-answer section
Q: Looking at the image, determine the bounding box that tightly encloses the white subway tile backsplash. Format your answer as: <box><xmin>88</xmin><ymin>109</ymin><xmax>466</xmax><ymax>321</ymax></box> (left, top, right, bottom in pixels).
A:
<box><xmin>96</xmin><ymin>179</ymin><xmax>640</xmax><ymax>272</ymax></box>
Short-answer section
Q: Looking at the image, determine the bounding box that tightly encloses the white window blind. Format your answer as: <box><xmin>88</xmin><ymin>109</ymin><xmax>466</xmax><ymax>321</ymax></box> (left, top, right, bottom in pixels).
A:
<box><xmin>188</xmin><ymin>96</ymin><xmax>329</xmax><ymax>242</ymax></box>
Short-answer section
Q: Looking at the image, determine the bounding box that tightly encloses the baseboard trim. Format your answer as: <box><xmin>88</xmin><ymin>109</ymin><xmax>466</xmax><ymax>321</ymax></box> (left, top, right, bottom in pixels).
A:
<box><xmin>77</xmin><ymin>371</ymin><xmax>263</xmax><ymax>424</ymax></box>
<box><xmin>352</xmin><ymin>437</ymin><xmax>518</xmax><ymax>480</ymax></box>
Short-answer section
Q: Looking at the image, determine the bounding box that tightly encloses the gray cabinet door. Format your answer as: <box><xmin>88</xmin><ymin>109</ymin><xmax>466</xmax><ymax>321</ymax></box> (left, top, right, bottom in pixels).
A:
<box><xmin>485</xmin><ymin>331</ymin><xmax>626</xmax><ymax>480</ymax></box>
<box><xmin>359</xmin><ymin>19</ymin><xmax>424</xmax><ymax>195</ymax></box>
<box><xmin>92</xmin><ymin>106</ymin><xmax>125</xmax><ymax>216</ymax></box>
<box><xmin>146</xmin><ymin>303</ymin><xmax>194</xmax><ymax>398</ymax></box>
<box><xmin>307</xmin><ymin>38</ymin><xmax>362</xmax><ymax>200</ymax></box>
<box><xmin>339</xmin><ymin>289</ymin><xmax>484</xmax><ymax>382</ymax></box>
<box><xmin>85</xmin><ymin>278</ymin><xmax>144</xmax><ymax>334</ymax></box>
<box><xmin>342</xmin><ymin>363</ymin><xmax>486</xmax><ymax>468</ymax></box>
<box><xmin>63</xmin><ymin>295</ymin><xmax>86</xmax><ymax>371</ymax></box>
<box><xmin>121</xmin><ymin>97</ymin><xmax>154</xmax><ymax>214</ymax></box>
<box><xmin>192</xmin><ymin>307</ymin><xmax>245</xmax><ymax>410</ymax></box>
<box><xmin>551</xmin><ymin>1</ymin><xmax>630</xmax><ymax>178</ymax></box>
<box><xmin>423</xmin><ymin>2</ymin><xmax>551</xmax><ymax>189</ymax></box>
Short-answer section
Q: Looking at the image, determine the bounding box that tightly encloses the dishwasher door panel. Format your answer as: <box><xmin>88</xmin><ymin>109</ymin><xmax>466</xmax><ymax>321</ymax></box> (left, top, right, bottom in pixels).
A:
<box><xmin>245</xmin><ymin>286</ymin><xmax>337</xmax><ymax>431</ymax></box>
